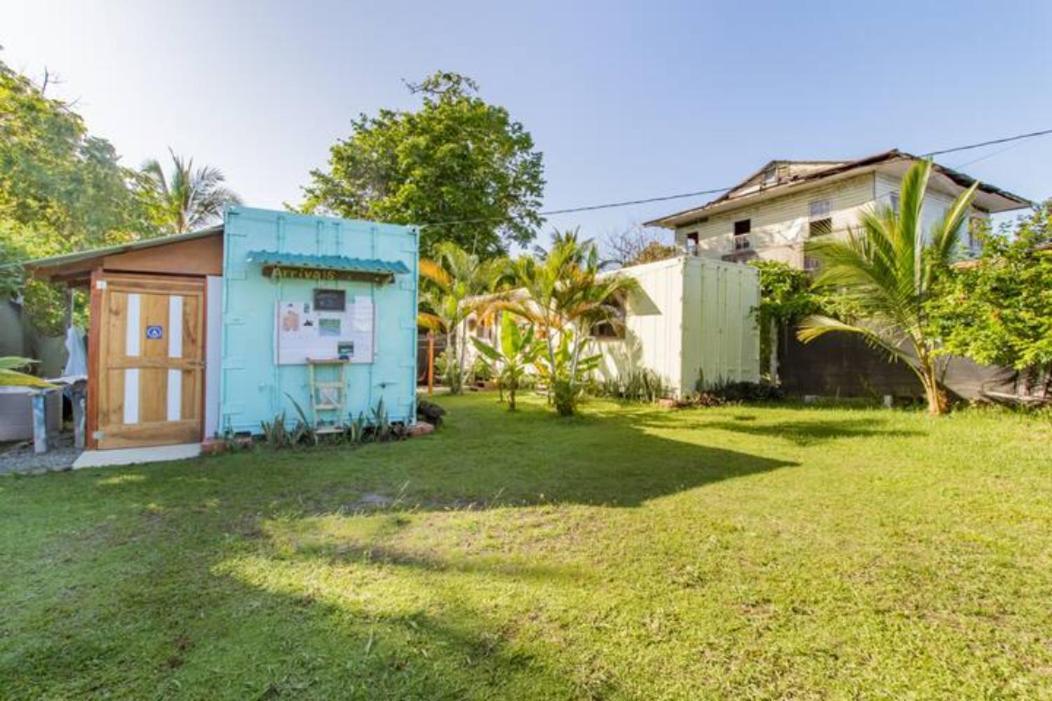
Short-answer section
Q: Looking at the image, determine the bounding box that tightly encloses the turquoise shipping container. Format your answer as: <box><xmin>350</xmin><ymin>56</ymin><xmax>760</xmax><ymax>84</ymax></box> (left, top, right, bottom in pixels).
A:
<box><xmin>219</xmin><ymin>207</ymin><xmax>419</xmax><ymax>435</ymax></box>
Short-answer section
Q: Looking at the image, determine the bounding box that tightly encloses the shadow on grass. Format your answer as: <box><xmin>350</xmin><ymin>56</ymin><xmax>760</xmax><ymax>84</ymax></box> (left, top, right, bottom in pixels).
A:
<box><xmin>0</xmin><ymin>395</ymin><xmax>802</xmax><ymax>697</ymax></box>
<box><xmin>700</xmin><ymin>417</ymin><xmax>922</xmax><ymax>446</ymax></box>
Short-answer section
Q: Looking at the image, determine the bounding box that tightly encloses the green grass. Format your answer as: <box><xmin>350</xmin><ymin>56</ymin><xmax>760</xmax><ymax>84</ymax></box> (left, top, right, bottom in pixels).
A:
<box><xmin>1</xmin><ymin>394</ymin><xmax>1050</xmax><ymax>699</ymax></box>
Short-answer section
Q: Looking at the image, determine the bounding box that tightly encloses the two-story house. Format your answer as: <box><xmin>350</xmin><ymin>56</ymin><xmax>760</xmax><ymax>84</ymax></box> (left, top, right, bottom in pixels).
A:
<box><xmin>646</xmin><ymin>149</ymin><xmax>1030</xmax><ymax>269</ymax></box>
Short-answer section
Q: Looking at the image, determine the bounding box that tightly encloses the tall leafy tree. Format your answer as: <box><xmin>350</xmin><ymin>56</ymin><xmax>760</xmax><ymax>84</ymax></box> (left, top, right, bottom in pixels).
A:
<box><xmin>302</xmin><ymin>71</ymin><xmax>545</xmax><ymax>259</ymax></box>
<box><xmin>141</xmin><ymin>148</ymin><xmax>241</xmax><ymax>234</ymax></box>
<box><xmin>797</xmin><ymin>160</ymin><xmax>977</xmax><ymax>415</ymax></box>
<box><xmin>926</xmin><ymin>204</ymin><xmax>1051</xmax><ymax>395</ymax></box>
<box><xmin>0</xmin><ymin>57</ymin><xmax>154</xmax><ymax>333</ymax></box>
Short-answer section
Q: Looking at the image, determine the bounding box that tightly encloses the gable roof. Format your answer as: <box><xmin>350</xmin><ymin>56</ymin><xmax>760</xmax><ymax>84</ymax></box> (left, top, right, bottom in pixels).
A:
<box><xmin>646</xmin><ymin>149</ymin><xmax>1032</xmax><ymax>229</ymax></box>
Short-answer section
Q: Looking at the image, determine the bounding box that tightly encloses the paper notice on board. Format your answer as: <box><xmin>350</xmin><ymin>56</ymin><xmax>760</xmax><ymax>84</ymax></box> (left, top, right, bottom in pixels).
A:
<box><xmin>275</xmin><ymin>299</ymin><xmax>374</xmax><ymax>365</ymax></box>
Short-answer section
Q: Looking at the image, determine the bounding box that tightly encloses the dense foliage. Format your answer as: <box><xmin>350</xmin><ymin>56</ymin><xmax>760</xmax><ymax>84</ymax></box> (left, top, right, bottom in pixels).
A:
<box><xmin>471</xmin><ymin>314</ymin><xmax>542</xmax><ymax>410</ymax></box>
<box><xmin>749</xmin><ymin>260</ymin><xmax>820</xmax><ymax>376</ymax></box>
<box><xmin>0</xmin><ymin>58</ymin><xmax>157</xmax><ymax>332</ymax></box>
<box><xmin>927</xmin><ymin>204</ymin><xmax>1052</xmax><ymax>392</ymax></box>
<box><xmin>302</xmin><ymin>72</ymin><xmax>545</xmax><ymax>259</ymax></box>
<box><xmin>506</xmin><ymin>230</ymin><xmax>638</xmax><ymax>415</ymax></box>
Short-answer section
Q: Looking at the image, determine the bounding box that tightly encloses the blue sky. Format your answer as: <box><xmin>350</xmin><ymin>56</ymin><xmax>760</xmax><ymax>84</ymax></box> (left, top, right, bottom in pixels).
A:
<box><xmin>5</xmin><ymin>0</ymin><xmax>1051</xmax><ymax>246</ymax></box>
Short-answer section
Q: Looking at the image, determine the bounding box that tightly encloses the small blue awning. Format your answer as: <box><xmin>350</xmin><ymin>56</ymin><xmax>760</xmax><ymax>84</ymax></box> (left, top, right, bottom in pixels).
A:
<box><xmin>246</xmin><ymin>250</ymin><xmax>410</xmax><ymax>282</ymax></box>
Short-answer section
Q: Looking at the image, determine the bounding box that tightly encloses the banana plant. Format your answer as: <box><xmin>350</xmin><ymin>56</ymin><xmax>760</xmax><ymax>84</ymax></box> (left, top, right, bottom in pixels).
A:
<box><xmin>0</xmin><ymin>357</ymin><xmax>54</xmax><ymax>388</ymax></box>
<box><xmin>471</xmin><ymin>314</ymin><xmax>542</xmax><ymax>410</ymax></box>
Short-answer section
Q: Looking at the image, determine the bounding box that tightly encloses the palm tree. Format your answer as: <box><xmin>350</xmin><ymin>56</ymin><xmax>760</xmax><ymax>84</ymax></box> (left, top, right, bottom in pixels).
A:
<box><xmin>797</xmin><ymin>159</ymin><xmax>977</xmax><ymax>415</ymax></box>
<box><xmin>418</xmin><ymin>242</ymin><xmax>507</xmax><ymax>394</ymax></box>
<box><xmin>141</xmin><ymin>148</ymin><xmax>241</xmax><ymax>234</ymax></box>
<box><xmin>507</xmin><ymin>230</ymin><xmax>637</xmax><ymax>414</ymax></box>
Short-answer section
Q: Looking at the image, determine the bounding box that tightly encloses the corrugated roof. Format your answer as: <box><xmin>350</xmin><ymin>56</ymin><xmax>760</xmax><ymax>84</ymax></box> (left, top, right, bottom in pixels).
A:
<box><xmin>646</xmin><ymin>149</ymin><xmax>1033</xmax><ymax>228</ymax></box>
<box><xmin>24</xmin><ymin>225</ymin><xmax>223</xmax><ymax>272</ymax></box>
<box><xmin>245</xmin><ymin>251</ymin><xmax>410</xmax><ymax>276</ymax></box>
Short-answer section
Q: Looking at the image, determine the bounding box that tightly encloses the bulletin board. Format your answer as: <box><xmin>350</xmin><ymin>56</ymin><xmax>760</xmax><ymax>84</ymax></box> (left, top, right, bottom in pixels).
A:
<box><xmin>275</xmin><ymin>297</ymin><xmax>374</xmax><ymax>365</ymax></box>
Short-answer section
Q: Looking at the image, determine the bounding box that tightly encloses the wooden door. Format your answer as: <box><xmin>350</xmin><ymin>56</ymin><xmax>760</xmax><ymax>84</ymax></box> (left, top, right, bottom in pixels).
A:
<box><xmin>94</xmin><ymin>274</ymin><xmax>205</xmax><ymax>449</ymax></box>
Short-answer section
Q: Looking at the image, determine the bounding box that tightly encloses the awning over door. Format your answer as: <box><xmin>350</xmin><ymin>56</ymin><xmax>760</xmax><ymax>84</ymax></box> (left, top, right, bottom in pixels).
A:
<box><xmin>245</xmin><ymin>251</ymin><xmax>410</xmax><ymax>283</ymax></box>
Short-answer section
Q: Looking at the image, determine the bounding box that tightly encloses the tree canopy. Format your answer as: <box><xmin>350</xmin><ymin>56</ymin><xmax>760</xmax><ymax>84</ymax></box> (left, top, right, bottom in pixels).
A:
<box><xmin>301</xmin><ymin>71</ymin><xmax>545</xmax><ymax>259</ymax></box>
<box><xmin>0</xmin><ymin>57</ymin><xmax>157</xmax><ymax>332</ymax></box>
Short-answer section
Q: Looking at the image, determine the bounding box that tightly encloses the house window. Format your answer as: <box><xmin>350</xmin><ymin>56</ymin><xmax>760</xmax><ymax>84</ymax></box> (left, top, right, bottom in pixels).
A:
<box><xmin>967</xmin><ymin>214</ymin><xmax>985</xmax><ymax>253</ymax></box>
<box><xmin>685</xmin><ymin>231</ymin><xmax>699</xmax><ymax>253</ymax></box>
<box><xmin>762</xmin><ymin>167</ymin><xmax>778</xmax><ymax>187</ymax></box>
<box><xmin>809</xmin><ymin>199</ymin><xmax>833</xmax><ymax>238</ymax></box>
<box><xmin>888</xmin><ymin>193</ymin><xmax>900</xmax><ymax>214</ymax></box>
<box><xmin>733</xmin><ymin>219</ymin><xmax>751</xmax><ymax>251</ymax></box>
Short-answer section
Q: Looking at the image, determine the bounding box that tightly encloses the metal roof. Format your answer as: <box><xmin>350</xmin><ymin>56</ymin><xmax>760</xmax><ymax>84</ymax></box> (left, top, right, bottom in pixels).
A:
<box><xmin>245</xmin><ymin>250</ymin><xmax>411</xmax><ymax>276</ymax></box>
<box><xmin>23</xmin><ymin>225</ymin><xmax>223</xmax><ymax>272</ymax></box>
<box><xmin>646</xmin><ymin>149</ymin><xmax>1033</xmax><ymax>229</ymax></box>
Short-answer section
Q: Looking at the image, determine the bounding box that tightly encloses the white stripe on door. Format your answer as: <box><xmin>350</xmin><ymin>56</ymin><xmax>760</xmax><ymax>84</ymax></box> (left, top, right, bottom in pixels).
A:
<box><xmin>125</xmin><ymin>294</ymin><xmax>141</xmax><ymax>356</ymax></box>
<box><xmin>166</xmin><ymin>369</ymin><xmax>182</xmax><ymax>421</ymax></box>
<box><xmin>168</xmin><ymin>296</ymin><xmax>183</xmax><ymax>358</ymax></box>
<box><xmin>123</xmin><ymin>368</ymin><xmax>140</xmax><ymax>424</ymax></box>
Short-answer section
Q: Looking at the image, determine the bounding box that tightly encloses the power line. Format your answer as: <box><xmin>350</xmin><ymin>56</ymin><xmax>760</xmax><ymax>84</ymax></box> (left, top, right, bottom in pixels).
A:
<box><xmin>419</xmin><ymin>126</ymin><xmax>1052</xmax><ymax>229</ymax></box>
<box><xmin>4</xmin><ymin>127</ymin><xmax>1050</xmax><ymax>270</ymax></box>
<box><xmin>920</xmin><ymin>128</ymin><xmax>1052</xmax><ymax>158</ymax></box>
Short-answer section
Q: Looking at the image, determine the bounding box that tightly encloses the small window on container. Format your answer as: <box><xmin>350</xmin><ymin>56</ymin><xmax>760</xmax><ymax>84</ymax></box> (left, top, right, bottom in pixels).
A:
<box><xmin>592</xmin><ymin>294</ymin><xmax>626</xmax><ymax>340</ymax></box>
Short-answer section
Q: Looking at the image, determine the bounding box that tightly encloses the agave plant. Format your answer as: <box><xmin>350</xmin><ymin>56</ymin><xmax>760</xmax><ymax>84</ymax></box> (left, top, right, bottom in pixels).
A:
<box><xmin>471</xmin><ymin>314</ymin><xmax>542</xmax><ymax>410</ymax></box>
<box><xmin>797</xmin><ymin>159</ymin><xmax>978</xmax><ymax>415</ymax></box>
<box><xmin>0</xmin><ymin>357</ymin><xmax>53</xmax><ymax>388</ymax></box>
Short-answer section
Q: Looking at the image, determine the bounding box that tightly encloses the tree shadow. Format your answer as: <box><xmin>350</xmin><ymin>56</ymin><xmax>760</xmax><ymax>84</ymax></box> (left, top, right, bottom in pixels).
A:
<box><xmin>698</xmin><ymin>416</ymin><xmax>922</xmax><ymax>447</ymax></box>
<box><xmin>0</xmin><ymin>397</ymin><xmax>804</xmax><ymax>696</ymax></box>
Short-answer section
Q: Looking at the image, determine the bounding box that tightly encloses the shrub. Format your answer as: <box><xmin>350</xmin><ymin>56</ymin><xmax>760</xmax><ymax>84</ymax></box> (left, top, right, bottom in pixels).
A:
<box><xmin>552</xmin><ymin>377</ymin><xmax>580</xmax><ymax>417</ymax></box>
<box><xmin>592</xmin><ymin>369</ymin><xmax>670</xmax><ymax>403</ymax></box>
<box><xmin>695</xmin><ymin>380</ymin><xmax>785</xmax><ymax>404</ymax></box>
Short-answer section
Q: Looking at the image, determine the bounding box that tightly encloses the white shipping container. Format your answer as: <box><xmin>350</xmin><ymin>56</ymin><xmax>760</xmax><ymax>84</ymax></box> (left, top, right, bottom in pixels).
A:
<box><xmin>594</xmin><ymin>256</ymin><xmax>760</xmax><ymax>397</ymax></box>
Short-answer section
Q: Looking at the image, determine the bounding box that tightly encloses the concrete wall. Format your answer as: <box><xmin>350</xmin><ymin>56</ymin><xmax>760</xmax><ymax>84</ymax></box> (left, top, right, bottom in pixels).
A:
<box><xmin>219</xmin><ymin>207</ymin><xmax>418</xmax><ymax>434</ymax></box>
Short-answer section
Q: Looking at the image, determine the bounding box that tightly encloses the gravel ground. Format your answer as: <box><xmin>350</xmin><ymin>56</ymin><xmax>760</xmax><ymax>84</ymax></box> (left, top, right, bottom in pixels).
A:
<box><xmin>0</xmin><ymin>434</ymin><xmax>81</xmax><ymax>475</ymax></box>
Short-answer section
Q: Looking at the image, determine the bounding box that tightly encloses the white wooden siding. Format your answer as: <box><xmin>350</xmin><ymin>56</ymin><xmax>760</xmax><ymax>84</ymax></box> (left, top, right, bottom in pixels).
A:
<box><xmin>676</xmin><ymin>173</ymin><xmax>876</xmax><ymax>267</ymax></box>
<box><xmin>678</xmin><ymin>169</ymin><xmax>989</xmax><ymax>266</ymax></box>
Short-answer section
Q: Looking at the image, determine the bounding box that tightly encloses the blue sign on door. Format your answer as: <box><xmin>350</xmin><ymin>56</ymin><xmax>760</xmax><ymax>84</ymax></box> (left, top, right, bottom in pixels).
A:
<box><xmin>145</xmin><ymin>325</ymin><xmax>164</xmax><ymax>340</ymax></box>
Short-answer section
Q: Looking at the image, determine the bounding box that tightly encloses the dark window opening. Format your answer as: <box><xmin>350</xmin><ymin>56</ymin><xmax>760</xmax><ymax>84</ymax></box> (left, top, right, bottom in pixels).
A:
<box><xmin>733</xmin><ymin>219</ymin><xmax>751</xmax><ymax>250</ymax></box>
<box><xmin>593</xmin><ymin>295</ymin><xmax>627</xmax><ymax>340</ymax></box>
<box><xmin>685</xmin><ymin>231</ymin><xmax>699</xmax><ymax>252</ymax></box>
<box><xmin>809</xmin><ymin>218</ymin><xmax>832</xmax><ymax>238</ymax></box>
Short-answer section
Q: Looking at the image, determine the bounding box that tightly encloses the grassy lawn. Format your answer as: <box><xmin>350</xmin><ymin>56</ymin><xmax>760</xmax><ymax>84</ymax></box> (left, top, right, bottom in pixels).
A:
<box><xmin>1</xmin><ymin>394</ymin><xmax>1050</xmax><ymax>699</ymax></box>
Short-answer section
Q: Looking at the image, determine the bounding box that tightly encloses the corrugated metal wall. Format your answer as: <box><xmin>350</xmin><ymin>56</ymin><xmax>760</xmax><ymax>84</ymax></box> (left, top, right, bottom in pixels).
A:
<box><xmin>595</xmin><ymin>257</ymin><xmax>686</xmax><ymax>392</ymax></box>
<box><xmin>595</xmin><ymin>256</ymin><xmax>760</xmax><ymax>397</ymax></box>
<box><xmin>682</xmin><ymin>257</ymin><xmax>761</xmax><ymax>392</ymax></box>
<box><xmin>219</xmin><ymin>207</ymin><xmax>418</xmax><ymax>434</ymax></box>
